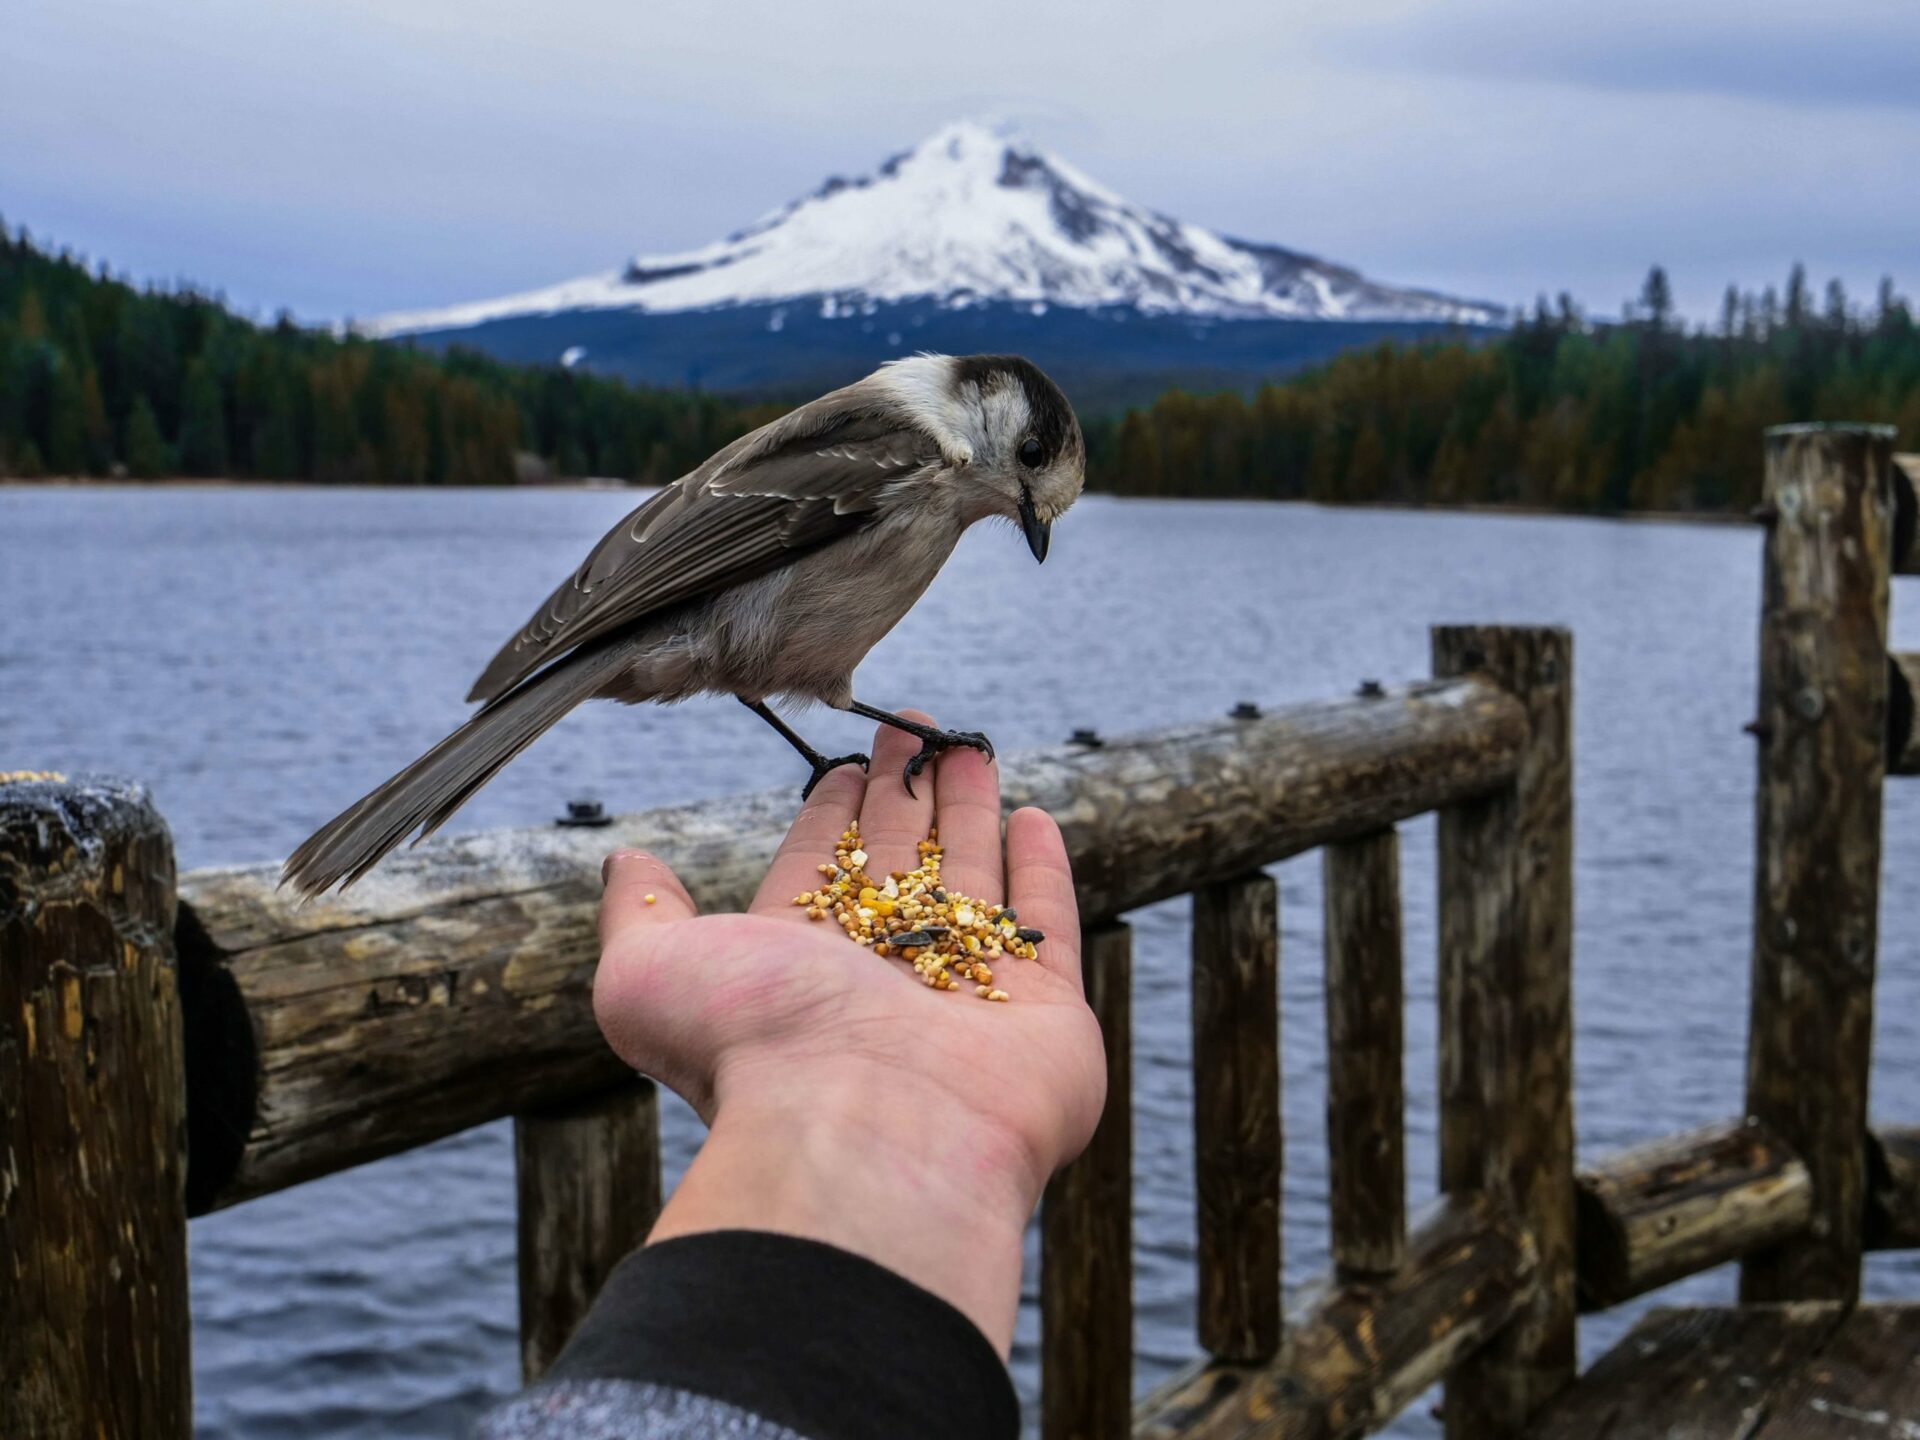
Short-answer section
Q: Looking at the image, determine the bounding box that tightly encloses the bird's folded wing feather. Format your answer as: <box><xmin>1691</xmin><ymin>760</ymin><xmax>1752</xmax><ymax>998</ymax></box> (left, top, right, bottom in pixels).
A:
<box><xmin>466</xmin><ymin>403</ymin><xmax>942</xmax><ymax>704</ymax></box>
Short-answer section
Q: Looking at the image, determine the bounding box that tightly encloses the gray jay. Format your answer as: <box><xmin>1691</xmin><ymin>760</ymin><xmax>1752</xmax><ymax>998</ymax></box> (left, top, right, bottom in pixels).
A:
<box><xmin>283</xmin><ymin>353</ymin><xmax>1085</xmax><ymax>897</ymax></box>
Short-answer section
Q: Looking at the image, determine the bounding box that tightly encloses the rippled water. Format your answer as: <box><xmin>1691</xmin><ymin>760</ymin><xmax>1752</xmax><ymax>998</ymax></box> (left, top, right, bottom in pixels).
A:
<box><xmin>5</xmin><ymin>487</ymin><xmax>1917</xmax><ymax>1437</ymax></box>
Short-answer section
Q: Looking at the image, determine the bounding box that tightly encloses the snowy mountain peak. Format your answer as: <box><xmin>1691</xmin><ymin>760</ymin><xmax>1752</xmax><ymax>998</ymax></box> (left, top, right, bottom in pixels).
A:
<box><xmin>369</xmin><ymin>122</ymin><xmax>1501</xmax><ymax>336</ymax></box>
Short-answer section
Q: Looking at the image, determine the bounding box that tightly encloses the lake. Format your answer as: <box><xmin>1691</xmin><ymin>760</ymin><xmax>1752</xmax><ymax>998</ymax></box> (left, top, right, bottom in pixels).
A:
<box><xmin>4</xmin><ymin>486</ymin><xmax>1917</xmax><ymax>1437</ymax></box>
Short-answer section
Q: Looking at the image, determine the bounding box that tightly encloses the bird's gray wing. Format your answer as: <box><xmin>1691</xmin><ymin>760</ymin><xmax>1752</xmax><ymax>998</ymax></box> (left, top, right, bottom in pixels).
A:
<box><xmin>466</xmin><ymin>401</ymin><xmax>942</xmax><ymax>704</ymax></box>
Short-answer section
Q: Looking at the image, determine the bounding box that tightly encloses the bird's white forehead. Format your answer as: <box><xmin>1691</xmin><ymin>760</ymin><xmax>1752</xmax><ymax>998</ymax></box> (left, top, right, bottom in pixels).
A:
<box><xmin>873</xmin><ymin>354</ymin><xmax>1029</xmax><ymax>465</ymax></box>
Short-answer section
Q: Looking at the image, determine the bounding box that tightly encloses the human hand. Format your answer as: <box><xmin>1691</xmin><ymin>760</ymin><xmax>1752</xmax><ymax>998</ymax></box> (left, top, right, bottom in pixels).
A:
<box><xmin>592</xmin><ymin>714</ymin><xmax>1107</xmax><ymax>1351</ymax></box>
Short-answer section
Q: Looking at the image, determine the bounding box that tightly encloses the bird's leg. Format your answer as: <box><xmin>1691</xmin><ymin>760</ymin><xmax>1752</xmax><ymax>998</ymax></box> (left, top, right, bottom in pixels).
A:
<box><xmin>739</xmin><ymin>698</ymin><xmax>869</xmax><ymax>799</ymax></box>
<box><xmin>846</xmin><ymin>700</ymin><xmax>995</xmax><ymax>799</ymax></box>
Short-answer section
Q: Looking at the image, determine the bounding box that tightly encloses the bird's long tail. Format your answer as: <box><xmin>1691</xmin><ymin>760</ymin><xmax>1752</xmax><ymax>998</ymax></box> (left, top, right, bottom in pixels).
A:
<box><xmin>282</xmin><ymin>645</ymin><xmax>623</xmax><ymax>899</ymax></box>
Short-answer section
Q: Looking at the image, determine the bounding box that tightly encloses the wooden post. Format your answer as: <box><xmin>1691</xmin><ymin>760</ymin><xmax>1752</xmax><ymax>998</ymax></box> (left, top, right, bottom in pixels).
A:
<box><xmin>174</xmin><ymin>677</ymin><xmax>1528</xmax><ymax>1214</ymax></box>
<box><xmin>515</xmin><ymin>1078</ymin><xmax>662</xmax><ymax>1380</ymax></box>
<box><xmin>1884</xmin><ymin>651</ymin><xmax>1920</xmax><ymax>776</ymax></box>
<box><xmin>1</xmin><ymin>775</ymin><xmax>191</xmax><ymax>1437</ymax></box>
<box><xmin>1323</xmin><ymin>827</ymin><xmax>1406</xmax><ymax>1279</ymax></box>
<box><xmin>1891</xmin><ymin>452</ymin><xmax>1920</xmax><ymax>575</ymax></box>
<box><xmin>1190</xmin><ymin>873</ymin><xmax>1282</xmax><ymax>1363</ymax></box>
<box><xmin>1866</xmin><ymin>1125</ymin><xmax>1920</xmax><ymax>1251</ymax></box>
<box><xmin>1433</xmin><ymin>626</ymin><xmax>1576</xmax><ymax>1437</ymax></box>
<box><xmin>1041</xmin><ymin>922</ymin><xmax>1133</xmax><ymax>1440</ymax></box>
<box><xmin>1575</xmin><ymin>1118</ymin><xmax>1811</xmax><ymax>1310</ymax></box>
<box><xmin>1742</xmin><ymin>423</ymin><xmax>1895</xmax><ymax>1306</ymax></box>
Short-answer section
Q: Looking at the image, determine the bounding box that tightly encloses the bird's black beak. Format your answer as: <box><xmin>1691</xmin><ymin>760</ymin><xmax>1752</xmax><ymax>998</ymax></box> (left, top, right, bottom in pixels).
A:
<box><xmin>1018</xmin><ymin>486</ymin><xmax>1051</xmax><ymax>564</ymax></box>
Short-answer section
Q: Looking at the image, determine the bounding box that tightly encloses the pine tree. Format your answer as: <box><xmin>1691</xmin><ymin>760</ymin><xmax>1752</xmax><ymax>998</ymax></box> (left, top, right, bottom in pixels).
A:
<box><xmin>122</xmin><ymin>395</ymin><xmax>171</xmax><ymax>478</ymax></box>
<box><xmin>43</xmin><ymin>357</ymin><xmax>90</xmax><ymax>475</ymax></box>
<box><xmin>1639</xmin><ymin>266</ymin><xmax>1674</xmax><ymax>333</ymax></box>
<box><xmin>176</xmin><ymin>358</ymin><xmax>229</xmax><ymax>475</ymax></box>
<box><xmin>77</xmin><ymin>366</ymin><xmax>112</xmax><ymax>473</ymax></box>
<box><xmin>1825</xmin><ymin>278</ymin><xmax>1849</xmax><ymax>331</ymax></box>
<box><xmin>1785</xmin><ymin>264</ymin><xmax>1809</xmax><ymax>329</ymax></box>
<box><xmin>1878</xmin><ymin>277</ymin><xmax>1902</xmax><ymax>331</ymax></box>
<box><xmin>16</xmin><ymin>288</ymin><xmax>49</xmax><ymax>342</ymax></box>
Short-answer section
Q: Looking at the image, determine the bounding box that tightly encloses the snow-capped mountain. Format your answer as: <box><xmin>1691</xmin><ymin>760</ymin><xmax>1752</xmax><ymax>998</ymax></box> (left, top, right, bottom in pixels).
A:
<box><xmin>370</xmin><ymin>121</ymin><xmax>1499</xmax><ymax>336</ymax></box>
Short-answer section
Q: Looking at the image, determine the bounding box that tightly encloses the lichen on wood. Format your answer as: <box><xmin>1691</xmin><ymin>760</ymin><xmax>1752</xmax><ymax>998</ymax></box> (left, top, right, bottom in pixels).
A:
<box><xmin>1</xmin><ymin>775</ymin><xmax>190</xmax><ymax>1436</ymax></box>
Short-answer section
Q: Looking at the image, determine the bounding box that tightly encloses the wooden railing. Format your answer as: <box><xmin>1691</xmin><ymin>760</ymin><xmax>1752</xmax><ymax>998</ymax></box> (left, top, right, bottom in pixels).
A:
<box><xmin>6</xmin><ymin>427</ymin><xmax>1920</xmax><ymax>1440</ymax></box>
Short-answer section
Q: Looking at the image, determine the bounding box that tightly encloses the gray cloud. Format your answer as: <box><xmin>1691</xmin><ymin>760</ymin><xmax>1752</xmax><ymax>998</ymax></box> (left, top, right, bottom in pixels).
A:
<box><xmin>1341</xmin><ymin>1</ymin><xmax>1920</xmax><ymax>112</ymax></box>
<box><xmin>2</xmin><ymin>0</ymin><xmax>1913</xmax><ymax>327</ymax></box>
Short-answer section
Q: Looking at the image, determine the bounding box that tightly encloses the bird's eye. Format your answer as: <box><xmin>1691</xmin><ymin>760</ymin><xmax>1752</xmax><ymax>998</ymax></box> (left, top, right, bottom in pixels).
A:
<box><xmin>1017</xmin><ymin>437</ymin><xmax>1044</xmax><ymax>468</ymax></box>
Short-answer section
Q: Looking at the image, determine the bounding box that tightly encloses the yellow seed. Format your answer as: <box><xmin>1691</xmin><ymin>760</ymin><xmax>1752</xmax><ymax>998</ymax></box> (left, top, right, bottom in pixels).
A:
<box><xmin>988</xmin><ymin>989</ymin><xmax>1009</xmax><ymax>1003</ymax></box>
<box><xmin>644</xmin><ymin>894</ymin><xmax>657</xmax><ymax>905</ymax></box>
<box><xmin>873</xmin><ymin>899</ymin><xmax>896</xmax><ymax>917</ymax></box>
<box><xmin>976</xmin><ymin>985</ymin><xmax>990</xmax><ymax>997</ymax></box>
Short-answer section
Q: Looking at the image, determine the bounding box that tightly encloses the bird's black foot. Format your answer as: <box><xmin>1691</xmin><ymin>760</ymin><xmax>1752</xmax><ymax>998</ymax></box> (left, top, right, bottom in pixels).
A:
<box><xmin>844</xmin><ymin>701</ymin><xmax>996</xmax><ymax>798</ymax></box>
<box><xmin>801</xmin><ymin>752</ymin><xmax>869</xmax><ymax>800</ymax></box>
<box><xmin>899</xmin><ymin>727</ymin><xmax>995</xmax><ymax>798</ymax></box>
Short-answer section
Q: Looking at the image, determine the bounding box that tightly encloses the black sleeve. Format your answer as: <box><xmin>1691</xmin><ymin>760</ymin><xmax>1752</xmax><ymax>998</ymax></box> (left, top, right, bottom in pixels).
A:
<box><xmin>504</xmin><ymin>1230</ymin><xmax>1019</xmax><ymax>1440</ymax></box>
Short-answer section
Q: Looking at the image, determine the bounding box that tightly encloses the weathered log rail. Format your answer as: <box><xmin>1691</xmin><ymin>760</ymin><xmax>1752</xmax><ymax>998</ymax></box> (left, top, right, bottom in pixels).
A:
<box><xmin>175</xmin><ymin>673</ymin><xmax>1528</xmax><ymax>1214</ymax></box>
<box><xmin>6</xmin><ymin>423</ymin><xmax>1920</xmax><ymax>1440</ymax></box>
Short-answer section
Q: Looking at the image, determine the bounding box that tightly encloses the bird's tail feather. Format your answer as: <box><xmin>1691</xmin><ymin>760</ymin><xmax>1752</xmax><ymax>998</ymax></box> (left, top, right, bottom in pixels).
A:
<box><xmin>282</xmin><ymin>647</ymin><xmax>622</xmax><ymax>899</ymax></box>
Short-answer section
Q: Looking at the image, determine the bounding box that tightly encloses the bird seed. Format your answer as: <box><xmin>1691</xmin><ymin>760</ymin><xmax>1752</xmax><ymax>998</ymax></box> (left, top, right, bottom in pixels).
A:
<box><xmin>791</xmin><ymin>820</ymin><xmax>1040</xmax><ymax>1000</ymax></box>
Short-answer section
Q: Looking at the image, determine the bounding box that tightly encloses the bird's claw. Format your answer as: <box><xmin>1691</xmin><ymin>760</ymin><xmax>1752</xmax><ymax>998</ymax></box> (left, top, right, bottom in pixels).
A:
<box><xmin>801</xmin><ymin>753</ymin><xmax>869</xmax><ymax>800</ymax></box>
<box><xmin>900</xmin><ymin>730</ymin><xmax>995</xmax><ymax>798</ymax></box>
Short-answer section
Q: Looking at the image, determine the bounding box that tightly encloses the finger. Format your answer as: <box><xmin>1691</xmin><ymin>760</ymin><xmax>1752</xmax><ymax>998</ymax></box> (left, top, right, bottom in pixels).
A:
<box><xmin>931</xmin><ymin>744</ymin><xmax>1004</xmax><ymax>909</ymax></box>
<box><xmin>749</xmin><ymin>761</ymin><xmax>869</xmax><ymax>914</ymax></box>
<box><xmin>1004</xmin><ymin>808</ymin><xmax>1082</xmax><ymax>993</ymax></box>
<box><xmin>856</xmin><ymin>709</ymin><xmax>938</xmax><ymax>878</ymax></box>
<box><xmin>599</xmin><ymin>849</ymin><xmax>697</xmax><ymax>946</ymax></box>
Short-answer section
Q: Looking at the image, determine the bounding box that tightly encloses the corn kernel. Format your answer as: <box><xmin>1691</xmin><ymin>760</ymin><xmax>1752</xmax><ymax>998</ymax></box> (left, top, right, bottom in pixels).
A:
<box><xmin>802</xmin><ymin>822</ymin><xmax>1009</xmax><ymax>1002</ymax></box>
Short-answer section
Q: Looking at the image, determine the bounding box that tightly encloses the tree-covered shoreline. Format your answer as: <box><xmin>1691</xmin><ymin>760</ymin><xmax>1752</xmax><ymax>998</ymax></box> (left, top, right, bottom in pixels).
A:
<box><xmin>0</xmin><ymin>223</ymin><xmax>774</xmax><ymax>486</ymax></box>
<box><xmin>1085</xmin><ymin>268</ymin><xmax>1919</xmax><ymax>514</ymax></box>
<box><xmin>4</xmin><ymin>224</ymin><xmax>1913</xmax><ymax>516</ymax></box>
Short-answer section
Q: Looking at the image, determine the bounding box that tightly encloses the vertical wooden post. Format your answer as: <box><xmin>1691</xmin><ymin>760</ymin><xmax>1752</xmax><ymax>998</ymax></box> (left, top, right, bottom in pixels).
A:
<box><xmin>1323</xmin><ymin>827</ymin><xmax>1406</xmax><ymax>1278</ymax></box>
<box><xmin>1741</xmin><ymin>423</ymin><xmax>1895</xmax><ymax>1305</ymax></box>
<box><xmin>1042</xmin><ymin>921</ymin><xmax>1133</xmax><ymax>1440</ymax></box>
<box><xmin>515</xmin><ymin>1077</ymin><xmax>662</xmax><ymax>1380</ymax></box>
<box><xmin>1433</xmin><ymin>626</ymin><xmax>1575</xmax><ymax>1438</ymax></box>
<box><xmin>1</xmin><ymin>775</ymin><xmax>191</xmax><ymax>1437</ymax></box>
<box><xmin>1191</xmin><ymin>873</ymin><xmax>1282</xmax><ymax>1362</ymax></box>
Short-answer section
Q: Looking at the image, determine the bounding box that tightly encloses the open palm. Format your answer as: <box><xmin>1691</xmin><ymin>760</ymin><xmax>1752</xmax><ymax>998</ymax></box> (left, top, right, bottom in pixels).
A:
<box><xmin>593</xmin><ymin>715</ymin><xmax>1108</xmax><ymax>1199</ymax></box>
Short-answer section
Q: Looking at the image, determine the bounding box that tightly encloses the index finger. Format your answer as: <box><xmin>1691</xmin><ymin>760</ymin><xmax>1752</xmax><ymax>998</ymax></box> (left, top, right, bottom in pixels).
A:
<box><xmin>1003</xmin><ymin>807</ymin><xmax>1082</xmax><ymax>993</ymax></box>
<box><xmin>749</xmin><ymin>762</ymin><xmax>868</xmax><ymax>914</ymax></box>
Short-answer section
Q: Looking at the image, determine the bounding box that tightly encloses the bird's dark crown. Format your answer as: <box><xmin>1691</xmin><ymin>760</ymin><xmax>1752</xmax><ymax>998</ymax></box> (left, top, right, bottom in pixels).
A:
<box><xmin>951</xmin><ymin>354</ymin><xmax>1081</xmax><ymax>467</ymax></box>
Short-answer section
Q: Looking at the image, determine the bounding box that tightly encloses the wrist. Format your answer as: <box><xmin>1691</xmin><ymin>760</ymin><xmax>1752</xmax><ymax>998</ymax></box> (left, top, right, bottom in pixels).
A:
<box><xmin>732</xmin><ymin>1058</ymin><xmax>1048</xmax><ymax>1215</ymax></box>
<box><xmin>648</xmin><ymin>1057</ymin><xmax>1044</xmax><ymax>1353</ymax></box>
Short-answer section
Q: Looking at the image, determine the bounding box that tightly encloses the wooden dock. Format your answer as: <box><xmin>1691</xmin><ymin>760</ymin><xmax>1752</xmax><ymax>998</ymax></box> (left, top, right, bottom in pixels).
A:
<box><xmin>5</xmin><ymin>424</ymin><xmax>1920</xmax><ymax>1438</ymax></box>
<box><xmin>1532</xmin><ymin>1305</ymin><xmax>1920</xmax><ymax>1437</ymax></box>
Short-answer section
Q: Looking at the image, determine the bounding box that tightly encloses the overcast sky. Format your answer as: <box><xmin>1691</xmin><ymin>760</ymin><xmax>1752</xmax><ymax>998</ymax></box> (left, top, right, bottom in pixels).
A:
<box><xmin>5</xmin><ymin>0</ymin><xmax>1915</xmax><ymax>325</ymax></box>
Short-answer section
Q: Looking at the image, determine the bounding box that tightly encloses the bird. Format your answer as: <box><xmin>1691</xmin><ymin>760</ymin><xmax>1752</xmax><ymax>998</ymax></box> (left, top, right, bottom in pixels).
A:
<box><xmin>281</xmin><ymin>353</ymin><xmax>1085</xmax><ymax>898</ymax></box>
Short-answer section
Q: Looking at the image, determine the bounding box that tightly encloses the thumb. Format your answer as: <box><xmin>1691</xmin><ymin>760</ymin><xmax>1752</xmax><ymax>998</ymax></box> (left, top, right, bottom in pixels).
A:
<box><xmin>599</xmin><ymin>849</ymin><xmax>697</xmax><ymax>945</ymax></box>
